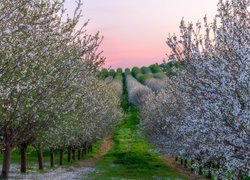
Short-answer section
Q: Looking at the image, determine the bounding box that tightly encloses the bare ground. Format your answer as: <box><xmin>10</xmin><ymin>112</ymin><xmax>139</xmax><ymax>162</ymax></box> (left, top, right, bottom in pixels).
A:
<box><xmin>5</xmin><ymin>135</ymin><xmax>113</xmax><ymax>180</ymax></box>
<box><xmin>164</xmin><ymin>157</ymin><xmax>207</xmax><ymax>180</ymax></box>
<box><xmin>77</xmin><ymin>134</ymin><xmax>113</xmax><ymax>168</ymax></box>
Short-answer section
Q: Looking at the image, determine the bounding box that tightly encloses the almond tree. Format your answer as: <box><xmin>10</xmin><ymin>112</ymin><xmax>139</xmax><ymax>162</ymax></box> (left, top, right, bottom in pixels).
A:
<box><xmin>0</xmin><ymin>0</ymin><xmax>108</xmax><ymax>177</ymax></box>
<box><xmin>141</xmin><ymin>0</ymin><xmax>250</xmax><ymax>177</ymax></box>
<box><xmin>126</xmin><ymin>74</ymin><xmax>152</xmax><ymax>106</ymax></box>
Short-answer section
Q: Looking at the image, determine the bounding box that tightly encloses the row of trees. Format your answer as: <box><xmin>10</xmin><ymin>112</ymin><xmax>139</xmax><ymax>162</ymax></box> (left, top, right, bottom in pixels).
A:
<box><xmin>129</xmin><ymin>66</ymin><xmax>169</xmax><ymax>93</ymax></box>
<box><xmin>141</xmin><ymin>0</ymin><xmax>249</xmax><ymax>178</ymax></box>
<box><xmin>0</xmin><ymin>0</ymin><xmax>121</xmax><ymax>178</ymax></box>
<box><xmin>126</xmin><ymin>74</ymin><xmax>152</xmax><ymax>106</ymax></box>
<box><xmin>104</xmin><ymin>68</ymin><xmax>123</xmax><ymax>98</ymax></box>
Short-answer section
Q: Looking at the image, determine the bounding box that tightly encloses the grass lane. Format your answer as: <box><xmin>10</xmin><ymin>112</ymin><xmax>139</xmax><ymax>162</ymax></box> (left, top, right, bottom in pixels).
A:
<box><xmin>88</xmin><ymin>108</ymin><xmax>186</xmax><ymax>179</ymax></box>
<box><xmin>88</xmin><ymin>73</ymin><xmax>186</xmax><ymax>179</ymax></box>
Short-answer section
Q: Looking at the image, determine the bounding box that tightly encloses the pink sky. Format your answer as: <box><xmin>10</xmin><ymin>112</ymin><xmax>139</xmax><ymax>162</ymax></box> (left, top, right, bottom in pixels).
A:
<box><xmin>65</xmin><ymin>0</ymin><xmax>218</xmax><ymax>69</ymax></box>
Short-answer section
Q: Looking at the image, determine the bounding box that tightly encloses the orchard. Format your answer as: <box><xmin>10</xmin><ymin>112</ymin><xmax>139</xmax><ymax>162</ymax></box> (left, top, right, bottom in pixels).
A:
<box><xmin>0</xmin><ymin>0</ymin><xmax>249</xmax><ymax>179</ymax></box>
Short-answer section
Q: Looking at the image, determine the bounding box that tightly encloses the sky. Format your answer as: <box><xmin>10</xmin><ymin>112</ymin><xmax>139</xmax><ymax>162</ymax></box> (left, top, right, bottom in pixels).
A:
<box><xmin>64</xmin><ymin>0</ymin><xmax>218</xmax><ymax>69</ymax></box>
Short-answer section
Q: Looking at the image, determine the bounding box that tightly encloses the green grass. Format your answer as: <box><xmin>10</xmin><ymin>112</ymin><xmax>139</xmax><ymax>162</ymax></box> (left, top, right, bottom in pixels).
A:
<box><xmin>88</xmin><ymin>109</ymin><xmax>186</xmax><ymax>179</ymax></box>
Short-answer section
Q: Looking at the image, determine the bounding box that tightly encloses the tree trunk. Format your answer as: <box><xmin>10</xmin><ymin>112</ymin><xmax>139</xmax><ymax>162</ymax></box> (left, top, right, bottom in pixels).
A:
<box><xmin>191</xmin><ymin>159</ymin><xmax>195</xmax><ymax>172</ymax></box>
<box><xmin>1</xmin><ymin>144</ymin><xmax>12</xmax><ymax>178</ymax></box>
<box><xmin>90</xmin><ymin>144</ymin><xmax>93</xmax><ymax>152</ymax></box>
<box><xmin>37</xmin><ymin>148</ymin><xmax>44</xmax><ymax>170</ymax></box>
<box><xmin>87</xmin><ymin>143</ymin><xmax>91</xmax><ymax>153</ymax></box>
<box><xmin>217</xmin><ymin>172</ymin><xmax>223</xmax><ymax>180</ymax></box>
<box><xmin>72</xmin><ymin>147</ymin><xmax>76</xmax><ymax>161</ymax></box>
<box><xmin>83</xmin><ymin>143</ymin><xmax>87</xmax><ymax>156</ymax></box>
<box><xmin>50</xmin><ymin>148</ymin><xmax>55</xmax><ymax>167</ymax></box>
<box><xmin>198</xmin><ymin>164</ymin><xmax>203</xmax><ymax>175</ymax></box>
<box><xmin>86</xmin><ymin>142</ymin><xmax>89</xmax><ymax>153</ymax></box>
<box><xmin>180</xmin><ymin>159</ymin><xmax>183</xmax><ymax>165</ymax></box>
<box><xmin>67</xmin><ymin>146</ymin><xmax>71</xmax><ymax>162</ymax></box>
<box><xmin>217</xmin><ymin>162</ymin><xmax>223</xmax><ymax>180</ymax></box>
<box><xmin>207</xmin><ymin>162</ymin><xmax>212</xmax><ymax>179</ymax></box>
<box><xmin>184</xmin><ymin>159</ymin><xmax>187</xmax><ymax>168</ymax></box>
<box><xmin>197</xmin><ymin>158</ymin><xmax>203</xmax><ymax>175</ymax></box>
<box><xmin>236</xmin><ymin>171</ymin><xmax>242</xmax><ymax>180</ymax></box>
<box><xmin>175</xmin><ymin>157</ymin><xmax>178</xmax><ymax>161</ymax></box>
<box><xmin>78</xmin><ymin>148</ymin><xmax>81</xmax><ymax>160</ymax></box>
<box><xmin>81</xmin><ymin>147</ymin><xmax>84</xmax><ymax>158</ymax></box>
<box><xmin>20</xmin><ymin>142</ymin><xmax>27</xmax><ymax>173</ymax></box>
<box><xmin>59</xmin><ymin>149</ymin><xmax>64</xmax><ymax>165</ymax></box>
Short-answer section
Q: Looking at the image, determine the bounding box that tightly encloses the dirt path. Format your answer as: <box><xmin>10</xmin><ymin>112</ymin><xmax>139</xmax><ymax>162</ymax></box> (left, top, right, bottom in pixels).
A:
<box><xmin>77</xmin><ymin>134</ymin><xmax>113</xmax><ymax>168</ymax></box>
<box><xmin>164</xmin><ymin>157</ymin><xmax>206</xmax><ymax>180</ymax></box>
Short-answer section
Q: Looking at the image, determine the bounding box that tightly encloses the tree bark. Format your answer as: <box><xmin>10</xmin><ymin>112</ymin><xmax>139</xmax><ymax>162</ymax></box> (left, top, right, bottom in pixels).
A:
<box><xmin>1</xmin><ymin>144</ymin><xmax>12</xmax><ymax>178</ymax></box>
<box><xmin>90</xmin><ymin>144</ymin><xmax>93</xmax><ymax>152</ymax></box>
<box><xmin>81</xmin><ymin>147</ymin><xmax>84</xmax><ymax>158</ymax></box>
<box><xmin>207</xmin><ymin>162</ymin><xmax>212</xmax><ymax>179</ymax></box>
<box><xmin>37</xmin><ymin>148</ymin><xmax>44</xmax><ymax>170</ymax></box>
<box><xmin>198</xmin><ymin>163</ymin><xmax>203</xmax><ymax>175</ymax></box>
<box><xmin>77</xmin><ymin>148</ymin><xmax>81</xmax><ymax>160</ymax></box>
<box><xmin>236</xmin><ymin>171</ymin><xmax>242</xmax><ymax>180</ymax></box>
<box><xmin>191</xmin><ymin>159</ymin><xmax>195</xmax><ymax>172</ymax></box>
<box><xmin>20</xmin><ymin>142</ymin><xmax>27</xmax><ymax>173</ymax></box>
<box><xmin>217</xmin><ymin>162</ymin><xmax>223</xmax><ymax>180</ymax></box>
<box><xmin>50</xmin><ymin>148</ymin><xmax>55</xmax><ymax>167</ymax></box>
<box><xmin>59</xmin><ymin>149</ymin><xmax>64</xmax><ymax>165</ymax></box>
<box><xmin>72</xmin><ymin>147</ymin><xmax>76</xmax><ymax>161</ymax></box>
<box><xmin>184</xmin><ymin>159</ymin><xmax>187</xmax><ymax>168</ymax></box>
<box><xmin>67</xmin><ymin>146</ymin><xmax>71</xmax><ymax>162</ymax></box>
<box><xmin>83</xmin><ymin>143</ymin><xmax>87</xmax><ymax>156</ymax></box>
<box><xmin>87</xmin><ymin>143</ymin><xmax>91</xmax><ymax>153</ymax></box>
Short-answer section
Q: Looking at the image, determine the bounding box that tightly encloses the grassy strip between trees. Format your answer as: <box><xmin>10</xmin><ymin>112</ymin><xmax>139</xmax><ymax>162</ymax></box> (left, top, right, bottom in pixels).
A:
<box><xmin>87</xmin><ymin>74</ymin><xmax>187</xmax><ymax>179</ymax></box>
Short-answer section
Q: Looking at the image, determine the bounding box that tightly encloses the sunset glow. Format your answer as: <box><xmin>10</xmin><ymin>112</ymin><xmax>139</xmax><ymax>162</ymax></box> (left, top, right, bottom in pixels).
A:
<box><xmin>65</xmin><ymin>0</ymin><xmax>218</xmax><ymax>69</ymax></box>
